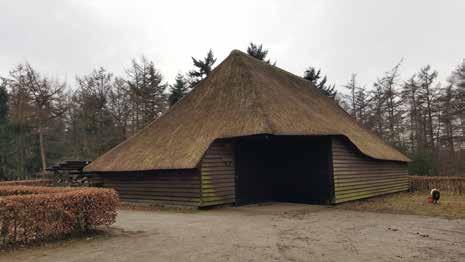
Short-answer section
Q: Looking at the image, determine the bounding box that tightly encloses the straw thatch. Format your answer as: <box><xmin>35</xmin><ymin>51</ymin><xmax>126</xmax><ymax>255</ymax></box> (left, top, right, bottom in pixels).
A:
<box><xmin>85</xmin><ymin>50</ymin><xmax>410</xmax><ymax>172</ymax></box>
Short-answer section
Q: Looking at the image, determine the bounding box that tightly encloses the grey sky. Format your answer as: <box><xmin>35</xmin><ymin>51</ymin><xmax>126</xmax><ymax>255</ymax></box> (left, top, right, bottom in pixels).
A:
<box><xmin>1</xmin><ymin>0</ymin><xmax>464</xmax><ymax>94</ymax></box>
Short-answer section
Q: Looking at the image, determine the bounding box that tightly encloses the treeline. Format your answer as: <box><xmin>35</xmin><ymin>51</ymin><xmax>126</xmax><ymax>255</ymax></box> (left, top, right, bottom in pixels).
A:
<box><xmin>0</xmin><ymin>43</ymin><xmax>464</xmax><ymax>179</ymax></box>
<box><xmin>0</xmin><ymin>51</ymin><xmax>212</xmax><ymax>179</ymax></box>
<box><xmin>338</xmin><ymin>60</ymin><xmax>465</xmax><ymax>176</ymax></box>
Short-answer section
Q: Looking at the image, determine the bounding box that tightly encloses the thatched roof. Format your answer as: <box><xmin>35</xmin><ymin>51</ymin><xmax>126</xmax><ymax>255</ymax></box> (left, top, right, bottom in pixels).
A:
<box><xmin>85</xmin><ymin>50</ymin><xmax>410</xmax><ymax>172</ymax></box>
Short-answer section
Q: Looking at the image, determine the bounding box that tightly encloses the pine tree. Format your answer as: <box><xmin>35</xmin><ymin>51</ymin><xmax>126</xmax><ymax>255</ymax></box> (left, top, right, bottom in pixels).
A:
<box><xmin>0</xmin><ymin>80</ymin><xmax>10</xmax><ymax>180</ymax></box>
<box><xmin>0</xmin><ymin>80</ymin><xmax>8</xmax><ymax>123</ymax></box>
<box><xmin>4</xmin><ymin>64</ymin><xmax>41</xmax><ymax>178</ymax></box>
<box><xmin>188</xmin><ymin>49</ymin><xmax>217</xmax><ymax>86</ymax></box>
<box><xmin>247</xmin><ymin>43</ymin><xmax>268</xmax><ymax>60</ymax></box>
<box><xmin>303</xmin><ymin>67</ymin><xmax>337</xmax><ymax>98</ymax></box>
<box><xmin>246</xmin><ymin>42</ymin><xmax>275</xmax><ymax>65</ymax></box>
<box><xmin>168</xmin><ymin>74</ymin><xmax>189</xmax><ymax>106</ymax></box>
<box><xmin>144</xmin><ymin>60</ymin><xmax>167</xmax><ymax>122</ymax></box>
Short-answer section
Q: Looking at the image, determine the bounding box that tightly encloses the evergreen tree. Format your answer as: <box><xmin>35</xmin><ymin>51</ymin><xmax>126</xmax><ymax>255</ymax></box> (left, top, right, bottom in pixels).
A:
<box><xmin>144</xmin><ymin>61</ymin><xmax>167</xmax><ymax>120</ymax></box>
<box><xmin>247</xmin><ymin>43</ymin><xmax>267</xmax><ymax>60</ymax></box>
<box><xmin>168</xmin><ymin>74</ymin><xmax>189</xmax><ymax>106</ymax></box>
<box><xmin>0</xmin><ymin>80</ymin><xmax>10</xmax><ymax>180</ymax></box>
<box><xmin>247</xmin><ymin>43</ymin><xmax>268</xmax><ymax>60</ymax></box>
<box><xmin>303</xmin><ymin>67</ymin><xmax>337</xmax><ymax>98</ymax></box>
<box><xmin>188</xmin><ymin>49</ymin><xmax>216</xmax><ymax>86</ymax></box>
<box><xmin>4</xmin><ymin>64</ymin><xmax>41</xmax><ymax>178</ymax></box>
<box><xmin>246</xmin><ymin>42</ymin><xmax>275</xmax><ymax>64</ymax></box>
<box><xmin>0</xmin><ymin>80</ymin><xmax>8</xmax><ymax>123</ymax></box>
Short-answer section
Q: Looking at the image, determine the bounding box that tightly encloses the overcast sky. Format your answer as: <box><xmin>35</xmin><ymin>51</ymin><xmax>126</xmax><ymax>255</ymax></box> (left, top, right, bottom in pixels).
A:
<box><xmin>1</xmin><ymin>0</ymin><xmax>464</xmax><ymax>94</ymax></box>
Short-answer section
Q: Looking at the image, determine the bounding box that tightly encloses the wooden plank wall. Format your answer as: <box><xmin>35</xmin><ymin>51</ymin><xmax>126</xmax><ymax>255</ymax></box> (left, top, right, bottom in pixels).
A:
<box><xmin>332</xmin><ymin>137</ymin><xmax>409</xmax><ymax>203</ymax></box>
<box><xmin>200</xmin><ymin>140</ymin><xmax>236</xmax><ymax>207</ymax></box>
<box><xmin>101</xmin><ymin>170</ymin><xmax>201</xmax><ymax>207</ymax></box>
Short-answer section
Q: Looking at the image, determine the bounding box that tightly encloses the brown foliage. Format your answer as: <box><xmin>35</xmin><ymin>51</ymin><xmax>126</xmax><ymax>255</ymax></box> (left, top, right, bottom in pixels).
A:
<box><xmin>409</xmin><ymin>176</ymin><xmax>465</xmax><ymax>194</ymax></box>
<box><xmin>0</xmin><ymin>186</ymin><xmax>119</xmax><ymax>245</ymax></box>
<box><xmin>0</xmin><ymin>179</ymin><xmax>54</xmax><ymax>187</ymax></box>
<box><xmin>0</xmin><ymin>185</ymin><xmax>70</xmax><ymax>196</ymax></box>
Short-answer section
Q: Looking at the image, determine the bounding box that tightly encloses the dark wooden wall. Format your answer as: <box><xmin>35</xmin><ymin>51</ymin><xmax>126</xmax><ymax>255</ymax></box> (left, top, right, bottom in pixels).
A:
<box><xmin>331</xmin><ymin>137</ymin><xmax>409</xmax><ymax>203</ymax></box>
<box><xmin>100</xmin><ymin>170</ymin><xmax>201</xmax><ymax>207</ymax></box>
<box><xmin>100</xmin><ymin>140</ymin><xmax>236</xmax><ymax>208</ymax></box>
<box><xmin>99</xmin><ymin>136</ymin><xmax>408</xmax><ymax>208</ymax></box>
<box><xmin>199</xmin><ymin>140</ymin><xmax>236</xmax><ymax>207</ymax></box>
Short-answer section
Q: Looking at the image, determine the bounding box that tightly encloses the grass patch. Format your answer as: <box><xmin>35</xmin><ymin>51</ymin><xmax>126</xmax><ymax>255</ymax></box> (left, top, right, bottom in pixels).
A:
<box><xmin>337</xmin><ymin>191</ymin><xmax>465</xmax><ymax>219</ymax></box>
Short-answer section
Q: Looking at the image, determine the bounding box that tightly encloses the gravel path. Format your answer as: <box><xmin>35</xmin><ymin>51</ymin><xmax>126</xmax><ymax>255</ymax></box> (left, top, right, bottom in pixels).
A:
<box><xmin>2</xmin><ymin>203</ymin><xmax>465</xmax><ymax>262</ymax></box>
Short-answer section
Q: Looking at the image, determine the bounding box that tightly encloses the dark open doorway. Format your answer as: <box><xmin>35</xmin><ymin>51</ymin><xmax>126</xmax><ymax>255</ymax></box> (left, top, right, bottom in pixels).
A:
<box><xmin>235</xmin><ymin>135</ymin><xmax>333</xmax><ymax>205</ymax></box>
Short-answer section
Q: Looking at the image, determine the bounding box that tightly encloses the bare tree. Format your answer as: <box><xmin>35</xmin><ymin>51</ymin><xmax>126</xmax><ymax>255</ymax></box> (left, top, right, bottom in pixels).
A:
<box><xmin>108</xmin><ymin>77</ymin><xmax>131</xmax><ymax>139</ymax></box>
<box><xmin>401</xmin><ymin>76</ymin><xmax>422</xmax><ymax>151</ymax></box>
<box><xmin>417</xmin><ymin>65</ymin><xmax>439</xmax><ymax>150</ymax></box>
<box><xmin>24</xmin><ymin>64</ymin><xmax>66</xmax><ymax>172</ymax></box>
<box><xmin>4</xmin><ymin>63</ymin><xmax>66</xmax><ymax>173</ymax></box>
<box><xmin>376</xmin><ymin>61</ymin><xmax>403</xmax><ymax>145</ymax></box>
<box><xmin>354</xmin><ymin>85</ymin><xmax>369</xmax><ymax>125</ymax></box>
<box><xmin>343</xmin><ymin>73</ymin><xmax>359</xmax><ymax>119</ymax></box>
<box><xmin>126</xmin><ymin>56</ymin><xmax>167</xmax><ymax>132</ymax></box>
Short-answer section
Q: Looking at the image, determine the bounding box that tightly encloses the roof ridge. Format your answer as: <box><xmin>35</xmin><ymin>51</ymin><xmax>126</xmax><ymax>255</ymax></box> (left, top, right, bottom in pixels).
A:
<box><xmin>234</xmin><ymin>51</ymin><xmax>275</xmax><ymax>134</ymax></box>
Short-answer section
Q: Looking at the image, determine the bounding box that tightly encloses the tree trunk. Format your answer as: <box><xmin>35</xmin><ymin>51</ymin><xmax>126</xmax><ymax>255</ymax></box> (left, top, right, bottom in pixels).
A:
<box><xmin>39</xmin><ymin>125</ymin><xmax>47</xmax><ymax>173</ymax></box>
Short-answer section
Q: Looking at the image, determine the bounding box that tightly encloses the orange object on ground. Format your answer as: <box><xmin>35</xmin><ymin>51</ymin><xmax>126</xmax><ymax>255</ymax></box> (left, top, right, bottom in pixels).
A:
<box><xmin>427</xmin><ymin>196</ymin><xmax>433</xmax><ymax>203</ymax></box>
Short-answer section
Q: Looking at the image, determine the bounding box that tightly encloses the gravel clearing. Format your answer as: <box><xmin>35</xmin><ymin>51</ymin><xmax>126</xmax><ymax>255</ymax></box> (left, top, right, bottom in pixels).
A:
<box><xmin>2</xmin><ymin>203</ymin><xmax>465</xmax><ymax>262</ymax></box>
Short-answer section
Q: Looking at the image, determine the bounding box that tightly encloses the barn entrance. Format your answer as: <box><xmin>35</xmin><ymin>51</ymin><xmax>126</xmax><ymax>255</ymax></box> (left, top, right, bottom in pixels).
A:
<box><xmin>235</xmin><ymin>135</ymin><xmax>332</xmax><ymax>205</ymax></box>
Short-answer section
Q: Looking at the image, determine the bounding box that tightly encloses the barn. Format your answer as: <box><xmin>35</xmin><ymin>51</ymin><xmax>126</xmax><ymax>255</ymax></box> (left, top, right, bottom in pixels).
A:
<box><xmin>84</xmin><ymin>50</ymin><xmax>410</xmax><ymax>207</ymax></box>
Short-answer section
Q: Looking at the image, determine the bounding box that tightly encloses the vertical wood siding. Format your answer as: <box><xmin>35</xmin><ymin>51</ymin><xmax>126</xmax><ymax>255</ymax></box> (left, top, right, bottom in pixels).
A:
<box><xmin>101</xmin><ymin>170</ymin><xmax>201</xmax><ymax>207</ymax></box>
<box><xmin>200</xmin><ymin>141</ymin><xmax>236</xmax><ymax>207</ymax></box>
<box><xmin>332</xmin><ymin>137</ymin><xmax>409</xmax><ymax>203</ymax></box>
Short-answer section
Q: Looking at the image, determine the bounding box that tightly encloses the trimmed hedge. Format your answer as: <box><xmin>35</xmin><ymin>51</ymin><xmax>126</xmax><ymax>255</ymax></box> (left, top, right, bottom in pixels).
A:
<box><xmin>0</xmin><ymin>179</ymin><xmax>54</xmax><ymax>187</ymax></box>
<box><xmin>0</xmin><ymin>185</ymin><xmax>71</xmax><ymax>196</ymax></box>
<box><xmin>0</xmin><ymin>186</ymin><xmax>119</xmax><ymax>245</ymax></box>
<box><xmin>409</xmin><ymin>176</ymin><xmax>465</xmax><ymax>194</ymax></box>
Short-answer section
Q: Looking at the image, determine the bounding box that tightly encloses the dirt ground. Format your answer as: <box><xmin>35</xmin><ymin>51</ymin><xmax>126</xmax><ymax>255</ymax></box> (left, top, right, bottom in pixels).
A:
<box><xmin>1</xmin><ymin>203</ymin><xmax>465</xmax><ymax>262</ymax></box>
